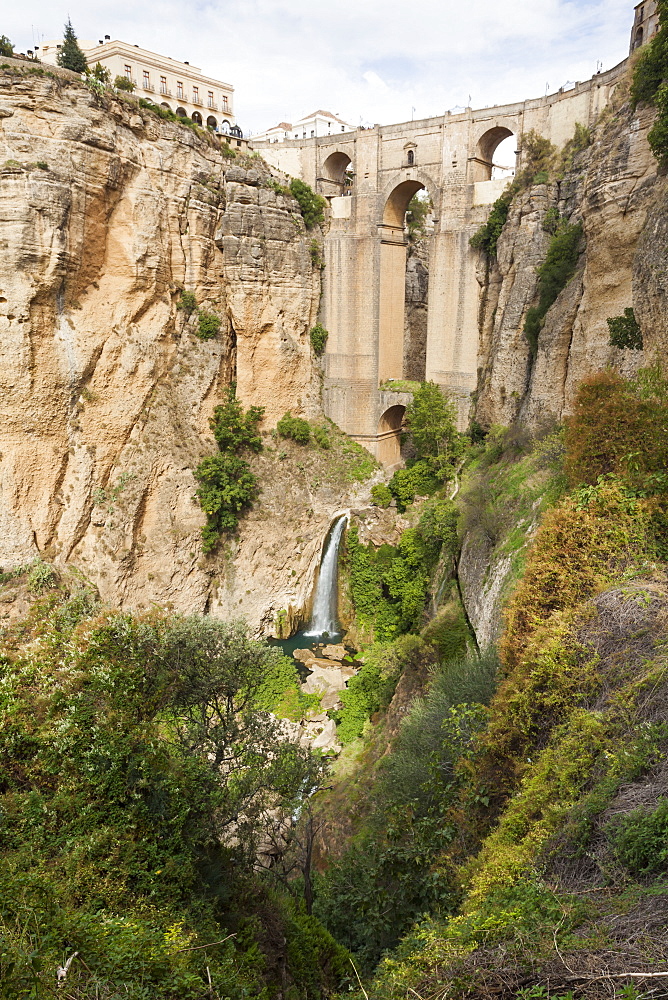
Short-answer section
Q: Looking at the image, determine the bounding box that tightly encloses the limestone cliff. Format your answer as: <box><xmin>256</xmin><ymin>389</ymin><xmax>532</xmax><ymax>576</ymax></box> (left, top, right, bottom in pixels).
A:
<box><xmin>0</xmin><ymin>67</ymin><xmax>357</xmax><ymax>630</ymax></box>
<box><xmin>475</xmin><ymin>98</ymin><xmax>660</xmax><ymax>429</ymax></box>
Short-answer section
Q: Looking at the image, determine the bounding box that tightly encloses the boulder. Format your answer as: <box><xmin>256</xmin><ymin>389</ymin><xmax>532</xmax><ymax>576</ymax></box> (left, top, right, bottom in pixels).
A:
<box><xmin>321</xmin><ymin>643</ymin><xmax>346</xmax><ymax>660</ymax></box>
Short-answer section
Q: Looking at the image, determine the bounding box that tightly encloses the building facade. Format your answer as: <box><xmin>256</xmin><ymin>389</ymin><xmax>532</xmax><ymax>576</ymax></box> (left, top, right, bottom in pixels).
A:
<box><xmin>252</xmin><ymin>110</ymin><xmax>353</xmax><ymax>143</ymax></box>
<box><xmin>630</xmin><ymin>1</ymin><xmax>659</xmax><ymax>52</ymax></box>
<box><xmin>37</xmin><ymin>37</ymin><xmax>236</xmax><ymax>134</ymax></box>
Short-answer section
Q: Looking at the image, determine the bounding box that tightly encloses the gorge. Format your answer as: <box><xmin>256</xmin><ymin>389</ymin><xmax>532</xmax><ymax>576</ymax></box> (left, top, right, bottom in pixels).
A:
<box><xmin>1</xmin><ymin>22</ymin><xmax>668</xmax><ymax>1000</ymax></box>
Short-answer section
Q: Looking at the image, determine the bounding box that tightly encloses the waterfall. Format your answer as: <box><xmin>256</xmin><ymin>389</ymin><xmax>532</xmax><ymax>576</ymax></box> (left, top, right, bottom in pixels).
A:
<box><xmin>303</xmin><ymin>514</ymin><xmax>348</xmax><ymax>638</ymax></box>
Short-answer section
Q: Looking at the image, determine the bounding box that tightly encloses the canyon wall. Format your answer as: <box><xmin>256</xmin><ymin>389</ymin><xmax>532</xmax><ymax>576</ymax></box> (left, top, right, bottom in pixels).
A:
<box><xmin>0</xmin><ymin>67</ymin><xmax>357</xmax><ymax>630</ymax></box>
<box><xmin>475</xmin><ymin>97</ymin><xmax>662</xmax><ymax>430</ymax></box>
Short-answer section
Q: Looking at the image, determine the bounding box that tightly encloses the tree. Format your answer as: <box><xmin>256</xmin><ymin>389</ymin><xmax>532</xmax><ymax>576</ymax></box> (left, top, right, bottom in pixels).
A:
<box><xmin>87</xmin><ymin>61</ymin><xmax>111</xmax><ymax>85</ymax></box>
<box><xmin>405</xmin><ymin>381</ymin><xmax>464</xmax><ymax>481</ymax></box>
<box><xmin>114</xmin><ymin>74</ymin><xmax>135</xmax><ymax>92</ymax></box>
<box><xmin>57</xmin><ymin>19</ymin><xmax>88</xmax><ymax>73</ymax></box>
<box><xmin>0</xmin><ymin>34</ymin><xmax>14</xmax><ymax>57</ymax></box>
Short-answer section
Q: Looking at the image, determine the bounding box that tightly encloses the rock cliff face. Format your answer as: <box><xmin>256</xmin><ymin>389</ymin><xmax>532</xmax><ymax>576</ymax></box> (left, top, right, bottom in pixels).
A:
<box><xmin>475</xmin><ymin>100</ymin><xmax>660</xmax><ymax>429</ymax></box>
<box><xmin>0</xmin><ymin>68</ymin><xmax>341</xmax><ymax>629</ymax></box>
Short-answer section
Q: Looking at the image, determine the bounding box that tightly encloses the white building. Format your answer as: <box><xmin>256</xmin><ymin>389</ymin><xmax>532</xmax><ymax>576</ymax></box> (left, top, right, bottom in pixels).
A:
<box><xmin>253</xmin><ymin>110</ymin><xmax>354</xmax><ymax>143</ymax></box>
<box><xmin>37</xmin><ymin>36</ymin><xmax>238</xmax><ymax>136</ymax></box>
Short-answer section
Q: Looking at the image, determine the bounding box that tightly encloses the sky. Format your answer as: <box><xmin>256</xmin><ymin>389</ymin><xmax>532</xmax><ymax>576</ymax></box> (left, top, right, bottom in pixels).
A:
<box><xmin>6</xmin><ymin>0</ymin><xmax>634</xmax><ymax>134</ymax></box>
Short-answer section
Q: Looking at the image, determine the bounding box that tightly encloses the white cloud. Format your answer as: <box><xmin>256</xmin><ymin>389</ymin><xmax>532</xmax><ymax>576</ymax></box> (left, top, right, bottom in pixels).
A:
<box><xmin>6</xmin><ymin>0</ymin><xmax>633</xmax><ymax>133</ymax></box>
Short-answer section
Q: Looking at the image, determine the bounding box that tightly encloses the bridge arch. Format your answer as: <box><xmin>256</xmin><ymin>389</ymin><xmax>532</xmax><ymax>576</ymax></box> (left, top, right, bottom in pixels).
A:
<box><xmin>319</xmin><ymin>149</ymin><xmax>355</xmax><ymax>197</ymax></box>
<box><xmin>377</xmin><ymin>404</ymin><xmax>406</xmax><ymax>467</ymax></box>
<box><xmin>378</xmin><ymin>173</ymin><xmax>438</xmax><ymax>385</ymax></box>
<box><xmin>470</xmin><ymin>125</ymin><xmax>517</xmax><ymax>182</ymax></box>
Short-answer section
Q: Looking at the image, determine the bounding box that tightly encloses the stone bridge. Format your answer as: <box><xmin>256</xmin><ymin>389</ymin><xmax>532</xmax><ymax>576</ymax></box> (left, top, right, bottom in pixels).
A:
<box><xmin>256</xmin><ymin>60</ymin><xmax>626</xmax><ymax>465</ymax></box>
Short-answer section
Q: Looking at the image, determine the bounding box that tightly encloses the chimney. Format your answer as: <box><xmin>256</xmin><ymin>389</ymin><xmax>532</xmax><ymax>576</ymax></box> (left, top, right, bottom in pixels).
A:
<box><xmin>104</xmin><ymin>34</ymin><xmax>110</xmax><ymax>40</ymax></box>
<box><xmin>98</xmin><ymin>40</ymin><xmax>103</xmax><ymax>45</ymax></box>
<box><xmin>184</xmin><ymin>60</ymin><xmax>189</xmax><ymax>64</ymax></box>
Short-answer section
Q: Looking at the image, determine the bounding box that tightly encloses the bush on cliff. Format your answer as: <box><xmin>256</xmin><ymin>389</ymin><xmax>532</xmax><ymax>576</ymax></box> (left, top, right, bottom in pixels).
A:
<box><xmin>404</xmin><ymin>381</ymin><xmax>464</xmax><ymax>483</ymax></box>
<box><xmin>194</xmin><ymin>386</ymin><xmax>264</xmax><ymax>551</ymax></box>
<box><xmin>277</xmin><ymin>411</ymin><xmax>311</xmax><ymax>444</ymax></box>
<box><xmin>289</xmin><ymin>178</ymin><xmax>326</xmax><ymax>228</ymax></box>
<box><xmin>523</xmin><ymin>220</ymin><xmax>583</xmax><ymax>355</ymax></box>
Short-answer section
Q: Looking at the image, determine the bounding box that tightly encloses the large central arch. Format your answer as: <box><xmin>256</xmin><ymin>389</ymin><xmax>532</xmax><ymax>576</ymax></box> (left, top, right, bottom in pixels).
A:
<box><xmin>378</xmin><ymin>177</ymin><xmax>436</xmax><ymax>385</ymax></box>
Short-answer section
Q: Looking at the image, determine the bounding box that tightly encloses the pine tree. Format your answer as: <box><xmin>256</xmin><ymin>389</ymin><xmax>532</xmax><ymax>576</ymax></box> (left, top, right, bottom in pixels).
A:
<box><xmin>56</xmin><ymin>19</ymin><xmax>87</xmax><ymax>74</ymax></box>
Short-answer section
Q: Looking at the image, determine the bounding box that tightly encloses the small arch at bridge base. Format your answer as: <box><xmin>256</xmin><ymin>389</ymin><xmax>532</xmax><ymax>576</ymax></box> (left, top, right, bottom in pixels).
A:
<box><xmin>376</xmin><ymin>404</ymin><xmax>406</xmax><ymax>468</ymax></box>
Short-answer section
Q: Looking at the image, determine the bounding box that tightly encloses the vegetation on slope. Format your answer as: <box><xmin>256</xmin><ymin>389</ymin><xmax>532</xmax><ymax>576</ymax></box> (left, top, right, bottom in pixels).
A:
<box><xmin>0</xmin><ymin>590</ymin><xmax>349</xmax><ymax>998</ymax></box>
<box><xmin>335</xmin><ymin>363</ymin><xmax>668</xmax><ymax>999</ymax></box>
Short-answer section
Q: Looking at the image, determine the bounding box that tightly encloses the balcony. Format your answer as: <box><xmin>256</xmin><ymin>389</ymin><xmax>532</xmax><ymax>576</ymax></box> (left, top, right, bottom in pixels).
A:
<box><xmin>142</xmin><ymin>82</ymin><xmax>155</xmax><ymax>93</ymax></box>
<box><xmin>207</xmin><ymin>100</ymin><xmax>217</xmax><ymax>111</ymax></box>
<box><xmin>159</xmin><ymin>87</ymin><xmax>171</xmax><ymax>97</ymax></box>
<box><xmin>192</xmin><ymin>95</ymin><xmax>203</xmax><ymax>106</ymax></box>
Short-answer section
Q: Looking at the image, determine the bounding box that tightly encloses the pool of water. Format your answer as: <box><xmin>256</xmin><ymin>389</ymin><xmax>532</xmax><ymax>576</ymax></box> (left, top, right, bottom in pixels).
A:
<box><xmin>268</xmin><ymin>629</ymin><xmax>353</xmax><ymax>678</ymax></box>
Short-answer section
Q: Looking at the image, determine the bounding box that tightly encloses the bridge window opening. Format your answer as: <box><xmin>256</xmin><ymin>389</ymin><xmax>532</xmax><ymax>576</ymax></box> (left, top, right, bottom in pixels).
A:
<box><xmin>491</xmin><ymin>134</ymin><xmax>517</xmax><ymax>180</ymax></box>
<box><xmin>634</xmin><ymin>26</ymin><xmax>644</xmax><ymax>48</ymax></box>
<box><xmin>380</xmin><ymin>180</ymin><xmax>433</xmax><ymax>386</ymax></box>
<box><xmin>407</xmin><ymin>149</ymin><xmax>415</xmax><ymax>165</ymax></box>
<box><xmin>377</xmin><ymin>404</ymin><xmax>406</xmax><ymax>468</ymax></box>
<box><xmin>192</xmin><ymin>111</ymin><xmax>203</xmax><ymax>125</ymax></box>
<box><xmin>404</xmin><ymin>189</ymin><xmax>432</xmax><ymax>381</ymax></box>
<box><xmin>470</xmin><ymin>125</ymin><xmax>516</xmax><ymax>182</ymax></box>
<box><xmin>321</xmin><ymin>151</ymin><xmax>354</xmax><ymax>198</ymax></box>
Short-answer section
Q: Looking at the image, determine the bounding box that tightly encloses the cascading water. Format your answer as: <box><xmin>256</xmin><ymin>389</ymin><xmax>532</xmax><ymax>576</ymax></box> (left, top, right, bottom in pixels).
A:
<box><xmin>303</xmin><ymin>514</ymin><xmax>348</xmax><ymax>638</ymax></box>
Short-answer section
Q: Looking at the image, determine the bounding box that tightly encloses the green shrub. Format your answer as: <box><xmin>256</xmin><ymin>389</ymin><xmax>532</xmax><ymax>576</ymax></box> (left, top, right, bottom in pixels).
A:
<box><xmin>312</xmin><ymin>425</ymin><xmax>330</xmax><ymax>449</ymax></box>
<box><xmin>523</xmin><ymin>221</ymin><xmax>583</xmax><ymax>355</ymax></box>
<box><xmin>310</xmin><ymin>323</ymin><xmax>328</xmax><ymax>355</ymax></box>
<box><xmin>26</xmin><ymin>559</ymin><xmax>57</xmax><ymax>594</ymax></box>
<box><xmin>194</xmin><ymin>388</ymin><xmax>264</xmax><ymax>551</ymax></box>
<box><xmin>310</xmin><ymin>238</ymin><xmax>324</xmax><ymax>268</ymax></box>
<box><xmin>469</xmin><ymin>194</ymin><xmax>511</xmax><ymax>257</ymax></box>
<box><xmin>177</xmin><ymin>289</ymin><xmax>197</xmax><ymax>316</ymax></box>
<box><xmin>0</xmin><ymin>34</ymin><xmax>14</xmax><ymax>57</ymax></box>
<box><xmin>289</xmin><ymin>178</ymin><xmax>326</xmax><ymax>228</ymax></box>
<box><xmin>277</xmin><ymin>412</ymin><xmax>311</xmax><ymax>444</ymax></box>
<box><xmin>210</xmin><ymin>386</ymin><xmax>264</xmax><ymax>454</ymax></box>
<box><xmin>404</xmin><ymin>381</ymin><xmax>464</xmax><ymax>482</ymax></box>
<box><xmin>607</xmin><ymin>307</ymin><xmax>643</xmax><ymax>350</ymax></box>
<box><xmin>197</xmin><ymin>310</ymin><xmax>221</xmax><ymax>340</ymax></box>
<box><xmin>195</xmin><ymin>453</ymin><xmax>259</xmax><ymax>548</ymax></box>
<box><xmin>607</xmin><ymin>797</ymin><xmax>668</xmax><ymax>875</ymax></box>
<box><xmin>388</xmin><ymin>460</ymin><xmax>439</xmax><ymax>512</ymax></box>
<box><xmin>114</xmin><ymin>74</ymin><xmax>135</xmax><ymax>91</ymax></box>
<box><xmin>371</xmin><ymin>483</ymin><xmax>393</xmax><ymax>508</ymax></box>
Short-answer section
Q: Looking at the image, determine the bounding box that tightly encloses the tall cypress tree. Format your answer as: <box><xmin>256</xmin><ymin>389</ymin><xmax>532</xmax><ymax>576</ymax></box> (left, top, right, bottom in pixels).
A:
<box><xmin>57</xmin><ymin>19</ymin><xmax>88</xmax><ymax>73</ymax></box>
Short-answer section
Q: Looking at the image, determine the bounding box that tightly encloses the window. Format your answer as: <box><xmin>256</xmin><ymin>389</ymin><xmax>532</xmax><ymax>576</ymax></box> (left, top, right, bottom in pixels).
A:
<box><xmin>193</xmin><ymin>86</ymin><xmax>199</xmax><ymax>102</ymax></box>
<box><xmin>222</xmin><ymin>95</ymin><xmax>228</xmax><ymax>110</ymax></box>
<box><xmin>407</xmin><ymin>149</ymin><xmax>414</xmax><ymax>165</ymax></box>
<box><xmin>311</xmin><ymin>129</ymin><xmax>315</xmax><ymax>137</ymax></box>
<box><xmin>142</xmin><ymin>70</ymin><xmax>150</xmax><ymax>89</ymax></box>
<box><xmin>341</xmin><ymin>125</ymin><xmax>345</xmax><ymax>131</ymax></box>
<box><xmin>208</xmin><ymin>90</ymin><xmax>214</xmax><ymax>107</ymax></box>
<box><xmin>177</xmin><ymin>81</ymin><xmax>183</xmax><ymax>98</ymax></box>
<box><xmin>124</xmin><ymin>64</ymin><xmax>132</xmax><ymax>80</ymax></box>
<box><xmin>160</xmin><ymin>76</ymin><xmax>167</xmax><ymax>94</ymax></box>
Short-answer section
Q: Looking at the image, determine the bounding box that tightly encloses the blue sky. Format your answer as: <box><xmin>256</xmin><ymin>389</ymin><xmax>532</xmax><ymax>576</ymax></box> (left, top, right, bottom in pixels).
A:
<box><xmin>6</xmin><ymin>0</ymin><xmax>634</xmax><ymax>133</ymax></box>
